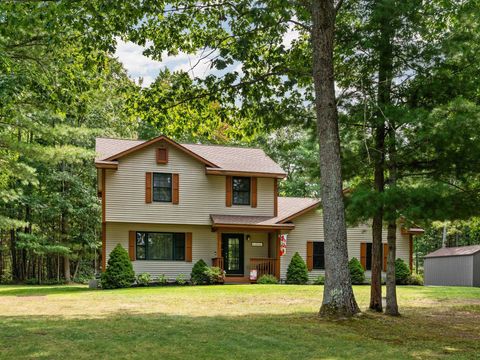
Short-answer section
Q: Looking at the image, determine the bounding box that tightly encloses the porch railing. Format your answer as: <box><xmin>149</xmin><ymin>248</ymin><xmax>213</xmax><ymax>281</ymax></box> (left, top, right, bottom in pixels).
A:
<box><xmin>249</xmin><ymin>258</ymin><xmax>276</xmax><ymax>279</ymax></box>
<box><xmin>212</xmin><ymin>257</ymin><xmax>224</xmax><ymax>270</ymax></box>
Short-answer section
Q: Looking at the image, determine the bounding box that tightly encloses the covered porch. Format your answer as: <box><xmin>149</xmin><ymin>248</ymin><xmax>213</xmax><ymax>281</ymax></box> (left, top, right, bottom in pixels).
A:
<box><xmin>210</xmin><ymin>214</ymin><xmax>294</xmax><ymax>283</ymax></box>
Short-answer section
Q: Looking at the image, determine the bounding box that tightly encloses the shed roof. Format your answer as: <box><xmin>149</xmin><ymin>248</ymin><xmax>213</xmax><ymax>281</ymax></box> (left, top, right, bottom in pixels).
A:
<box><xmin>425</xmin><ymin>245</ymin><xmax>480</xmax><ymax>258</ymax></box>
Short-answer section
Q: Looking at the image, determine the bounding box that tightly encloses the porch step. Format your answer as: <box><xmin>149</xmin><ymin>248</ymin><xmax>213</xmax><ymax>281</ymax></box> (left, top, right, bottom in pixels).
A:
<box><xmin>224</xmin><ymin>276</ymin><xmax>250</xmax><ymax>284</ymax></box>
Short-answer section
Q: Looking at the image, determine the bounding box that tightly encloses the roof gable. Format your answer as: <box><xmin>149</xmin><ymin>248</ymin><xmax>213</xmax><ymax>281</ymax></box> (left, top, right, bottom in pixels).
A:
<box><xmin>95</xmin><ymin>135</ymin><xmax>286</xmax><ymax>177</ymax></box>
<box><xmin>101</xmin><ymin>135</ymin><xmax>218</xmax><ymax>167</ymax></box>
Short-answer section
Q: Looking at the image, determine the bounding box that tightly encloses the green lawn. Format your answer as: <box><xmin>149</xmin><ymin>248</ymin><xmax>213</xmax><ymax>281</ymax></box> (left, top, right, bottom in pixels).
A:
<box><xmin>0</xmin><ymin>285</ymin><xmax>479</xmax><ymax>359</ymax></box>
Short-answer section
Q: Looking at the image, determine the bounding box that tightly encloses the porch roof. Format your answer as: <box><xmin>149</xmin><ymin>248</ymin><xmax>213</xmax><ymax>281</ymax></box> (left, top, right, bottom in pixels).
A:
<box><xmin>210</xmin><ymin>214</ymin><xmax>295</xmax><ymax>230</ymax></box>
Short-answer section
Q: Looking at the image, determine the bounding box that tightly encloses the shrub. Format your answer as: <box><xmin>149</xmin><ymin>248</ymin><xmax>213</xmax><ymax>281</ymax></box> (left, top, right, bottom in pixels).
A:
<box><xmin>155</xmin><ymin>274</ymin><xmax>168</xmax><ymax>285</ymax></box>
<box><xmin>286</xmin><ymin>252</ymin><xmax>309</xmax><ymax>284</ymax></box>
<box><xmin>190</xmin><ymin>259</ymin><xmax>209</xmax><ymax>285</ymax></box>
<box><xmin>101</xmin><ymin>244</ymin><xmax>135</xmax><ymax>289</ymax></box>
<box><xmin>395</xmin><ymin>258</ymin><xmax>410</xmax><ymax>285</ymax></box>
<box><xmin>204</xmin><ymin>266</ymin><xmax>224</xmax><ymax>284</ymax></box>
<box><xmin>348</xmin><ymin>257</ymin><xmax>365</xmax><ymax>285</ymax></box>
<box><xmin>257</xmin><ymin>274</ymin><xmax>278</xmax><ymax>284</ymax></box>
<box><xmin>406</xmin><ymin>273</ymin><xmax>424</xmax><ymax>286</ymax></box>
<box><xmin>1</xmin><ymin>268</ymin><xmax>13</xmax><ymax>284</ymax></box>
<box><xmin>176</xmin><ymin>273</ymin><xmax>187</xmax><ymax>285</ymax></box>
<box><xmin>313</xmin><ymin>275</ymin><xmax>325</xmax><ymax>285</ymax></box>
<box><xmin>136</xmin><ymin>272</ymin><xmax>151</xmax><ymax>286</ymax></box>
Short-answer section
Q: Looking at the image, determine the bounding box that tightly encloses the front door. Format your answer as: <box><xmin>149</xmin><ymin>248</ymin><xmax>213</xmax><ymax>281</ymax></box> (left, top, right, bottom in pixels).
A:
<box><xmin>222</xmin><ymin>233</ymin><xmax>244</xmax><ymax>276</ymax></box>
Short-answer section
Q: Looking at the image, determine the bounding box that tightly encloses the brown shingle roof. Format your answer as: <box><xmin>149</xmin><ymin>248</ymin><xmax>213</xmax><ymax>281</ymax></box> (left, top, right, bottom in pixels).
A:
<box><xmin>182</xmin><ymin>143</ymin><xmax>285</xmax><ymax>176</ymax></box>
<box><xmin>276</xmin><ymin>197</ymin><xmax>321</xmax><ymax>223</ymax></box>
<box><xmin>425</xmin><ymin>245</ymin><xmax>480</xmax><ymax>258</ymax></box>
<box><xmin>95</xmin><ymin>138</ymin><xmax>144</xmax><ymax>161</ymax></box>
<box><xmin>210</xmin><ymin>197</ymin><xmax>320</xmax><ymax>228</ymax></box>
<box><xmin>95</xmin><ymin>136</ymin><xmax>286</xmax><ymax>177</ymax></box>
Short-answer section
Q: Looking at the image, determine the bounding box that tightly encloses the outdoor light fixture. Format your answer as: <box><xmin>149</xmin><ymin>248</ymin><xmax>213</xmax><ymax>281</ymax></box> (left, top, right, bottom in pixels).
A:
<box><xmin>246</xmin><ymin>234</ymin><xmax>251</xmax><ymax>242</ymax></box>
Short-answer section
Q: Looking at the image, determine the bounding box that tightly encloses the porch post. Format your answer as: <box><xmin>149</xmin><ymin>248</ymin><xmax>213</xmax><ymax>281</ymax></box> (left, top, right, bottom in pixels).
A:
<box><xmin>216</xmin><ymin>231</ymin><xmax>222</xmax><ymax>258</ymax></box>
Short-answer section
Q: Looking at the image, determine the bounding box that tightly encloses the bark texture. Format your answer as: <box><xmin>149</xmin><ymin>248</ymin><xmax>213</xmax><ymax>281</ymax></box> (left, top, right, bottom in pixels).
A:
<box><xmin>311</xmin><ymin>0</ymin><xmax>360</xmax><ymax>318</ymax></box>
<box><xmin>386</xmin><ymin>221</ymin><xmax>399</xmax><ymax>315</ymax></box>
<box><xmin>370</xmin><ymin>0</ymin><xmax>395</xmax><ymax>312</ymax></box>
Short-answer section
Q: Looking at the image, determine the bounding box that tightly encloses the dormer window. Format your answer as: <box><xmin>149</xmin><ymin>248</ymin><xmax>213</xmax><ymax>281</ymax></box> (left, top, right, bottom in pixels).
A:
<box><xmin>232</xmin><ymin>176</ymin><xmax>250</xmax><ymax>205</ymax></box>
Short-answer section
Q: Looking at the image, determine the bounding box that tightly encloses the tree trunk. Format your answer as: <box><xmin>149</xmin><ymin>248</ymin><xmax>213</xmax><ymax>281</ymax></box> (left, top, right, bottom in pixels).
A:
<box><xmin>370</xmin><ymin>150</ymin><xmax>384</xmax><ymax>312</ymax></box>
<box><xmin>386</xmin><ymin>221</ymin><xmax>399</xmax><ymax>315</ymax></box>
<box><xmin>64</xmin><ymin>256</ymin><xmax>71</xmax><ymax>283</ymax></box>
<box><xmin>370</xmin><ymin>0</ymin><xmax>395</xmax><ymax>312</ymax></box>
<box><xmin>10</xmin><ymin>229</ymin><xmax>17</xmax><ymax>281</ymax></box>
<box><xmin>311</xmin><ymin>0</ymin><xmax>360</xmax><ymax>318</ymax></box>
<box><xmin>73</xmin><ymin>256</ymin><xmax>81</xmax><ymax>281</ymax></box>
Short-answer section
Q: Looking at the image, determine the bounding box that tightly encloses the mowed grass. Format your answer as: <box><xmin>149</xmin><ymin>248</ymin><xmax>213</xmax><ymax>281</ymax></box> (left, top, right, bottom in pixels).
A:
<box><xmin>0</xmin><ymin>285</ymin><xmax>479</xmax><ymax>359</ymax></box>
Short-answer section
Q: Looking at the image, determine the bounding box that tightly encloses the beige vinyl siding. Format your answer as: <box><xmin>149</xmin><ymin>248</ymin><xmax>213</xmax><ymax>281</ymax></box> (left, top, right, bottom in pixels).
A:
<box><xmin>279</xmin><ymin>209</ymin><xmax>411</xmax><ymax>281</ymax></box>
<box><xmin>105</xmin><ymin>143</ymin><xmax>275</xmax><ymax>225</ymax></box>
<box><xmin>105</xmin><ymin>222</ymin><xmax>217</xmax><ymax>279</ymax></box>
<box><xmin>243</xmin><ymin>232</ymin><xmax>269</xmax><ymax>275</ymax></box>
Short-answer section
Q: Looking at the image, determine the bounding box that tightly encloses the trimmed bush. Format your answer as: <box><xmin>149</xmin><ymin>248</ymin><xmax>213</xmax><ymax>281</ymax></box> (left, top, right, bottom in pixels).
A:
<box><xmin>156</xmin><ymin>274</ymin><xmax>168</xmax><ymax>285</ymax></box>
<box><xmin>286</xmin><ymin>252</ymin><xmax>309</xmax><ymax>284</ymax></box>
<box><xmin>101</xmin><ymin>244</ymin><xmax>135</xmax><ymax>289</ymax></box>
<box><xmin>190</xmin><ymin>259</ymin><xmax>209</xmax><ymax>285</ymax></box>
<box><xmin>395</xmin><ymin>258</ymin><xmax>411</xmax><ymax>284</ymax></box>
<box><xmin>176</xmin><ymin>273</ymin><xmax>187</xmax><ymax>285</ymax></box>
<box><xmin>204</xmin><ymin>266</ymin><xmax>224</xmax><ymax>284</ymax></box>
<box><xmin>257</xmin><ymin>274</ymin><xmax>278</xmax><ymax>284</ymax></box>
<box><xmin>136</xmin><ymin>272</ymin><xmax>151</xmax><ymax>286</ymax></box>
<box><xmin>313</xmin><ymin>275</ymin><xmax>325</xmax><ymax>285</ymax></box>
<box><xmin>348</xmin><ymin>257</ymin><xmax>365</xmax><ymax>285</ymax></box>
<box><xmin>406</xmin><ymin>273</ymin><xmax>424</xmax><ymax>286</ymax></box>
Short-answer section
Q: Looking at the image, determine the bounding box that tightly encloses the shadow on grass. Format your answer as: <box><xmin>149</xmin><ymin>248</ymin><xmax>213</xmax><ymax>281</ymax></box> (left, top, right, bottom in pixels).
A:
<box><xmin>1</xmin><ymin>310</ymin><xmax>479</xmax><ymax>359</ymax></box>
<box><xmin>0</xmin><ymin>285</ymin><xmax>93</xmax><ymax>297</ymax></box>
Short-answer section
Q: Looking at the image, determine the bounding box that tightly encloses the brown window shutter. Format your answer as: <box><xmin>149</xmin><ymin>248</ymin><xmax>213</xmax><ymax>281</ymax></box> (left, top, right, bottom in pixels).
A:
<box><xmin>383</xmin><ymin>243</ymin><xmax>388</xmax><ymax>272</ymax></box>
<box><xmin>172</xmin><ymin>173</ymin><xmax>179</xmax><ymax>204</ymax></box>
<box><xmin>185</xmin><ymin>232</ymin><xmax>192</xmax><ymax>262</ymax></box>
<box><xmin>306</xmin><ymin>241</ymin><xmax>313</xmax><ymax>271</ymax></box>
<box><xmin>226</xmin><ymin>176</ymin><xmax>232</xmax><ymax>207</ymax></box>
<box><xmin>251</xmin><ymin>177</ymin><xmax>257</xmax><ymax>208</ymax></box>
<box><xmin>129</xmin><ymin>231</ymin><xmax>135</xmax><ymax>261</ymax></box>
<box><xmin>145</xmin><ymin>172</ymin><xmax>152</xmax><ymax>203</ymax></box>
<box><xmin>360</xmin><ymin>243</ymin><xmax>367</xmax><ymax>270</ymax></box>
<box><xmin>156</xmin><ymin>147</ymin><xmax>168</xmax><ymax>164</ymax></box>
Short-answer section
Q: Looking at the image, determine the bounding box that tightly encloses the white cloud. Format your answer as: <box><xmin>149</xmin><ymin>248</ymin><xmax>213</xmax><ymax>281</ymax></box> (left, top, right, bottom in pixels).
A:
<box><xmin>114</xmin><ymin>40</ymin><xmax>163</xmax><ymax>87</ymax></box>
<box><xmin>115</xmin><ymin>39</ymin><xmax>222</xmax><ymax>87</ymax></box>
<box><xmin>282</xmin><ymin>25</ymin><xmax>301</xmax><ymax>49</ymax></box>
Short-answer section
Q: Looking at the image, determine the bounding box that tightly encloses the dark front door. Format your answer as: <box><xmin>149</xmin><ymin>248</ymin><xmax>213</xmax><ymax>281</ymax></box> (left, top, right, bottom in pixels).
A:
<box><xmin>222</xmin><ymin>233</ymin><xmax>244</xmax><ymax>276</ymax></box>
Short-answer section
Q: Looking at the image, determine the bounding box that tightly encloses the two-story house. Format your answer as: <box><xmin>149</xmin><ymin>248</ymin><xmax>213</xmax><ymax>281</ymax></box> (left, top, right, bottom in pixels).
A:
<box><xmin>95</xmin><ymin>135</ymin><xmax>422</xmax><ymax>282</ymax></box>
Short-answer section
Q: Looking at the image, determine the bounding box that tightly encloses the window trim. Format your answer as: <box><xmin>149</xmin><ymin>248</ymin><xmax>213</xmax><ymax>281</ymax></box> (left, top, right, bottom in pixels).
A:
<box><xmin>135</xmin><ymin>231</ymin><xmax>185</xmax><ymax>261</ymax></box>
<box><xmin>232</xmin><ymin>176</ymin><xmax>251</xmax><ymax>206</ymax></box>
<box><xmin>312</xmin><ymin>241</ymin><xmax>325</xmax><ymax>270</ymax></box>
<box><xmin>152</xmin><ymin>172</ymin><xmax>172</xmax><ymax>203</ymax></box>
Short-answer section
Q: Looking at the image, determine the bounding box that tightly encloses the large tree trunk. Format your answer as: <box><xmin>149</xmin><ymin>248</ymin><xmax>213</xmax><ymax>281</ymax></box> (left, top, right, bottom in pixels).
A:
<box><xmin>311</xmin><ymin>0</ymin><xmax>360</xmax><ymax>318</ymax></box>
<box><xmin>370</xmin><ymin>0</ymin><xmax>395</xmax><ymax>312</ymax></box>
<box><xmin>386</xmin><ymin>221</ymin><xmax>399</xmax><ymax>315</ymax></box>
<box><xmin>386</xmin><ymin>96</ymin><xmax>399</xmax><ymax>315</ymax></box>
<box><xmin>370</xmin><ymin>132</ymin><xmax>384</xmax><ymax>312</ymax></box>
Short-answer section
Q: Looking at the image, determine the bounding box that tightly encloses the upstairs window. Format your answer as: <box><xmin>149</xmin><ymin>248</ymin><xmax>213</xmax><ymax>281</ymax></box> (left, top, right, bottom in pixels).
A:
<box><xmin>313</xmin><ymin>242</ymin><xmax>325</xmax><ymax>270</ymax></box>
<box><xmin>136</xmin><ymin>232</ymin><xmax>185</xmax><ymax>261</ymax></box>
<box><xmin>153</xmin><ymin>173</ymin><xmax>172</xmax><ymax>202</ymax></box>
<box><xmin>232</xmin><ymin>176</ymin><xmax>250</xmax><ymax>205</ymax></box>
